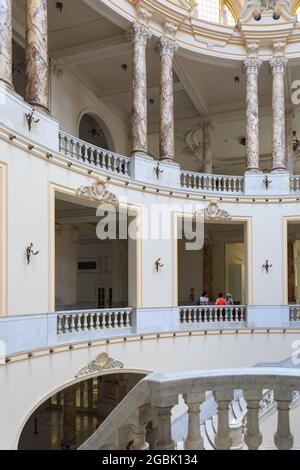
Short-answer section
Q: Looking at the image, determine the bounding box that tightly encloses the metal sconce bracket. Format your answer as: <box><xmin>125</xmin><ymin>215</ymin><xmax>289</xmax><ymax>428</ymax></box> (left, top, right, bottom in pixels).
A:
<box><xmin>26</xmin><ymin>243</ymin><xmax>40</xmax><ymax>265</ymax></box>
<box><xmin>25</xmin><ymin>108</ymin><xmax>40</xmax><ymax>132</ymax></box>
<box><xmin>154</xmin><ymin>163</ymin><xmax>164</xmax><ymax>180</ymax></box>
<box><xmin>263</xmin><ymin>175</ymin><xmax>272</xmax><ymax>190</ymax></box>
<box><xmin>262</xmin><ymin>259</ymin><xmax>272</xmax><ymax>274</ymax></box>
<box><xmin>155</xmin><ymin>258</ymin><xmax>164</xmax><ymax>272</ymax></box>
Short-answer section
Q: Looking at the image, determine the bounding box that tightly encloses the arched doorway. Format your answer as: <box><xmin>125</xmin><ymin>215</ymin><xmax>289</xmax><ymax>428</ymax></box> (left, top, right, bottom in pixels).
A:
<box><xmin>79</xmin><ymin>113</ymin><xmax>114</xmax><ymax>151</ymax></box>
<box><xmin>18</xmin><ymin>371</ymin><xmax>146</xmax><ymax>450</ymax></box>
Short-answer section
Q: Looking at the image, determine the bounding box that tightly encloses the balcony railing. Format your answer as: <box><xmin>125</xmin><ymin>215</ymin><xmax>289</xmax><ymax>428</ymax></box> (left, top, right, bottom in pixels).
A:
<box><xmin>180</xmin><ymin>305</ymin><xmax>247</xmax><ymax>326</ymax></box>
<box><xmin>290</xmin><ymin>176</ymin><xmax>300</xmax><ymax>192</ymax></box>
<box><xmin>180</xmin><ymin>171</ymin><xmax>244</xmax><ymax>193</ymax></box>
<box><xmin>79</xmin><ymin>368</ymin><xmax>300</xmax><ymax>450</ymax></box>
<box><xmin>289</xmin><ymin>305</ymin><xmax>300</xmax><ymax>321</ymax></box>
<box><xmin>57</xmin><ymin>308</ymin><xmax>133</xmax><ymax>335</ymax></box>
<box><xmin>59</xmin><ymin>131</ymin><xmax>130</xmax><ymax>176</ymax></box>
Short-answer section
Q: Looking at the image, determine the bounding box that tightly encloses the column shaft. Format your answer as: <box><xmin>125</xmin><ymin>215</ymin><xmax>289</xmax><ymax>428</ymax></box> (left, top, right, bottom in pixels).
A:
<box><xmin>202</xmin><ymin>121</ymin><xmax>213</xmax><ymax>174</ymax></box>
<box><xmin>130</xmin><ymin>22</ymin><xmax>151</xmax><ymax>157</ymax></box>
<box><xmin>25</xmin><ymin>0</ymin><xmax>49</xmax><ymax>112</ymax></box>
<box><xmin>159</xmin><ymin>37</ymin><xmax>178</xmax><ymax>162</ymax></box>
<box><xmin>270</xmin><ymin>51</ymin><xmax>288</xmax><ymax>172</ymax></box>
<box><xmin>285</xmin><ymin>110</ymin><xmax>294</xmax><ymax>174</ymax></box>
<box><xmin>244</xmin><ymin>56</ymin><xmax>261</xmax><ymax>172</ymax></box>
<box><xmin>0</xmin><ymin>0</ymin><xmax>13</xmax><ymax>88</ymax></box>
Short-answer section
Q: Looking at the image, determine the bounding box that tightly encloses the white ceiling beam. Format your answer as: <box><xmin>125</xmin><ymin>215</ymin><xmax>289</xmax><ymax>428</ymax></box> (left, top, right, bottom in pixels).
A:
<box><xmin>51</xmin><ymin>34</ymin><xmax>131</xmax><ymax>66</ymax></box>
<box><xmin>173</xmin><ymin>56</ymin><xmax>209</xmax><ymax>117</ymax></box>
<box><xmin>100</xmin><ymin>82</ymin><xmax>185</xmax><ymax>103</ymax></box>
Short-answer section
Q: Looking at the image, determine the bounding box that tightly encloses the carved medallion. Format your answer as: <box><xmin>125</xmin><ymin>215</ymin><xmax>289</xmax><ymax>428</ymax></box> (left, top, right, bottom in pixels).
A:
<box><xmin>76</xmin><ymin>179</ymin><xmax>119</xmax><ymax>205</ymax></box>
<box><xmin>75</xmin><ymin>352</ymin><xmax>124</xmax><ymax>378</ymax></box>
<box><xmin>203</xmin><ymin>201</ymin><xmax>232</xmax><ymax>221</ymax></box>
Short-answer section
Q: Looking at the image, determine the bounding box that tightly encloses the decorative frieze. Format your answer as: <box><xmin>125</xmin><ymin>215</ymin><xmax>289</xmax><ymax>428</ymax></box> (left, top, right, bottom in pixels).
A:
<box><xmin>75</xmin><ymin>352</ymin><xmax>124</xmax><ymax>378</ymax></box>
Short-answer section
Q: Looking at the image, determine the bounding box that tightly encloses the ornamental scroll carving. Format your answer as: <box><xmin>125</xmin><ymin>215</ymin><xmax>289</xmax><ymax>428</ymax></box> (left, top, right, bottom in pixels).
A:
<box><xmin>203</xmin><ymin>201</ymin><xmax>232</xmax><ymax>221</ymax></box>
<box><xmin>75</xmin><ymin>353</ymin><xmax>124</xmax><ymax>379</ymax></box>
<box><xmin>76</xmin><ymin>179</ymin><xmax>119</xmax><ymax>206</ymax></box>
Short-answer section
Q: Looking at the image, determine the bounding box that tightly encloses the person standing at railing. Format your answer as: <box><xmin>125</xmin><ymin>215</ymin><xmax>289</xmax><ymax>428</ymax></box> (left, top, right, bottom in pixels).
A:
<box><xmin>198</xmin><ymin>291</ymin><xmax>209</xmax><ymax>306</ymax></box>
<box><xmin>225</xmin><ymin>293</ymin><xmax>234</xmax><ymax>321</ymax></box>
<box><xmin>215</xmin><ymin>293</ymin><xmax>226</xmax><ymax>321</ymax></box>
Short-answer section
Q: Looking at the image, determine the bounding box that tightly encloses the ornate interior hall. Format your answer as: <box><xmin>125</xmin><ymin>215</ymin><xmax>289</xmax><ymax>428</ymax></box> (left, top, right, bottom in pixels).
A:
<box><xmin>2</xmin><ymin>0</ymin><xmax>300</xmax><ymax>453</ymax></box>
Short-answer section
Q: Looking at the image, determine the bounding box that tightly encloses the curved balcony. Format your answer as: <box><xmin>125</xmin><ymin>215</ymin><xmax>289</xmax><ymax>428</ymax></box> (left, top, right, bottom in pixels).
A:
<box><xmin>58</xmin><ymin>131</ymin><xmax>300</xmax><ymax>197</ymax></box>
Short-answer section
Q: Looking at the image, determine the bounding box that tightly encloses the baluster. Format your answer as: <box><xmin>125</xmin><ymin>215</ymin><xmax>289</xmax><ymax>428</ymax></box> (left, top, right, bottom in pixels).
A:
<box><xmin>125</xmin><ymin>310</ymin><xmax>131</xmax><ymax>327</ymax></box>
<box><xmin>64</xmin><ymin>314</ymin><xmax>70</xmax><ymax>333</ymax></box>
<box><xmin>70</xmin><ymin>314</ymin><xmax>76</xmax><ymax>333</ymax></box>
<box><xmin>154</xmin><ymin>401</ymin><xmax>178</xmax><ymax>450</ymax></box>
<box><xmin>213</xmin><ymin>390</ymin><xmax>234</xmax><ymax>450</ymax></box>
<box><xmin>183</xmin><ymin>392</ymin><xmax>205</xmax><ymax>450</ymax></box>
<box><xmin>244</xmin><ymin>390</ymin><xmax>263</xmax><ymax>450</ymax></box>
<box><xmin>188</xmin><ymin>308</ymin><xmax>192</xmax><ymax>323</ymax></box>
<box><xmin>107</xmin><ymin>312</ymin><xmax>112</xmax><ymax>329</ymax></box>
<box><xmin>82</xmin><ymin>313</ymin><xmax>88</xmax><ymax>331</ymax></box>
<box><xmin>274</xmin><ymin>390</ymin><xmax>294</xmax><ymax>450</ymax></box>
<box><xmin>57</xmin><ymin>316</ymin><xmax>63</xmax><ymax>335</ymax></box>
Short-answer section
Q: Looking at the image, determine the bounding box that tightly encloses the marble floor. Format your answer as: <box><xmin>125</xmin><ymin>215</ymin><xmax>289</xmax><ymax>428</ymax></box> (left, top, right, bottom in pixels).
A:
<box><xmin>18</xmin><ymin>409</ymin><xmax>99</xmax><ymax>450</ymax></box>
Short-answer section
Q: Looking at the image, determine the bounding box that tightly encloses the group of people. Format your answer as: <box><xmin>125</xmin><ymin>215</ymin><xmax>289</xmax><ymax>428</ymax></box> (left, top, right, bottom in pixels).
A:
<box><xmin>198</xmin><ymin>291</ymin><xmax>234</xmax><ymax>321</ymax></box>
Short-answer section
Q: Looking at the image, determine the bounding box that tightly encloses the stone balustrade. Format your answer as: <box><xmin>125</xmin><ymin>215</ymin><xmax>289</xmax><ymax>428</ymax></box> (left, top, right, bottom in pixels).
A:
<box><xmin>57</xmin><ymin>308</ymin><xmax>132</xmax><ymax>335</ymax></box>
<box><xmin>290</xmin><ymin>177</ymin><xmax>300</xmax><ymax>192</ymax></box>
<box><xmin>289</xmin><ymin>305</ymin><xmax>300</xmax><ymax>321</ymax></box>
<box><xmin>79</xmin><ymin>368</ymin><xmax>300</xmax><ymax>450</ymax></box>
<box><xmin>180</xmin><ymin>305</ymin><xmax>247</xmax><ymax>326</ymax></box>
<box><xmin>180</xmin><ymin>171</ymin><xmax>244</xmax><ymax>194</ymax></box>
<box><xmin>59</xmin><ymin>131</ymin><xmax>130</xmax><ymax>176</ymax></box>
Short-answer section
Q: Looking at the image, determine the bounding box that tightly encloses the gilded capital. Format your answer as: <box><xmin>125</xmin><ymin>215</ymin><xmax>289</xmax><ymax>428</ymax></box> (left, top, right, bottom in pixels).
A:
<box><xmin>159</xmin><ymin>36</ymin><xmax>179</xmax><ymax>57</ymax></box>
<box><xmin>128</xmin><ymin>21</ymin><xmax>152</xmax><ymax>45</ymax></box>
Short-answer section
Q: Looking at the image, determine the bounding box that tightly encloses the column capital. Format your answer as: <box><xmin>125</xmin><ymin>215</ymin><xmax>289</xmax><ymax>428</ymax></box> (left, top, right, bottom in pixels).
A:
<box><xmin>128</xmin><ymin>21</ymin><xmax>152</xmax><ymax>45</ymax></box>
<box><xmin>246</xmin><ymin>41</ymin><xmax>260</xmax><ymax>56</ymax></box>
<box><xmin>243</xmin><ymin>56</ymin><xmax>262</xmax><ymax>75</ymax></box>
<box><xmin>159</xmin><ymin>36</ymin><xmax>179</xmax><ymax>57</ymax></box>
<box><xmin>201</xmin><ymin>120</ymin><xmax>215</xmax><ymax>134</ymax></box>
<box><xmin>270</xmin><ymin>56</ymin><xmax>288</xmax><ymax>75</ymax></box>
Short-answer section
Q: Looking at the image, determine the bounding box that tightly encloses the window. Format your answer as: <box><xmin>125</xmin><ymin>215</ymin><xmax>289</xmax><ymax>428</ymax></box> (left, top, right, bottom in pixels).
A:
<box><xmin>195</xmin><ymin>0</ymin><xmax>236</xmax><ymax>25</ymax></box>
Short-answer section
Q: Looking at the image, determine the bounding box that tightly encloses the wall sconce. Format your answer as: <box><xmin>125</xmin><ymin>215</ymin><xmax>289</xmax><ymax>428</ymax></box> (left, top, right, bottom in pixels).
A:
<box><xmin>25</xmin><ymin>109</ymin><xmax>40</xmax><ymax>132</ymax></box>
<box><xmin>155</xmin><ymin>258</ymin><xmax>164</xmax><ymax>272</ymax></box>
<box><xmin>26</xmin><ymin>243</ymin><xmax>39</xmax><ymax>265</ymax></box>
<box><xmin>263</xmin><ymin>175</ymin><xmax>272</xmax><ymax>190</ymax></box>
<box><xmin>154</xmin><ymin>163</ymin><xmax>164</xmax><ymax>179</ymax></box>
<box><xmin>262</xmin><ymin>259</ymin><xmax>272</xmax><ymax>274</ymax></box>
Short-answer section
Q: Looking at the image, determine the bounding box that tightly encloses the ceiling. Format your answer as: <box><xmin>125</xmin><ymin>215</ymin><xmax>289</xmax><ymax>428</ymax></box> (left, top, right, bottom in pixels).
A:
<box><xmin>11</xmin><ymin>0</ymin><xmax>300</xmax><ymax>173</ymax></box>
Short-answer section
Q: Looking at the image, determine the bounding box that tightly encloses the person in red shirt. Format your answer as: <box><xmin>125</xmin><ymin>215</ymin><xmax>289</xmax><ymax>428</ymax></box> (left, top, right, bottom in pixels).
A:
<box><xmin>215</xmin><ymin>293</ymin><xmax>226</xmax><ymax>306</ymax></box>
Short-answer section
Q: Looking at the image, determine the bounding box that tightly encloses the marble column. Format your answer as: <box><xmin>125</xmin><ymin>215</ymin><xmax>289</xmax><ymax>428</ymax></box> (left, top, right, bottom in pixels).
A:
<box><xmin>202</xmin><ymin>121</ymin><xmax>214</xmax><ymax>174</ymax></box>
<box><xmin>62</xmin><ymin>385</ymin><xmax>77</xmax><ymax>448</ymax></box>
<box><xmin>203</xmin><ymin>239</ymin><xmax>213</xmax><ymax>300</ymax></box>
<box><xmin>129</xmin><ymin>22</ymin><xmax>151</xmax><ymax>157</ymax></box>
<box><xmin>270</xmin><ymin>47</ymin><xmax>288</xmax><ymax>172</ymax></box>
<box><xmin>285</xmin><ymin>110</ymin><xmax>294</xmax><ymax>174</ymax></box>
<box><xmin>243</xmin><ymin>55</ymin><xmax>261</xmax><ymax>172</ymax></box>
<box><xmin>159</xmin><ymin>37</ymin><xmax>178</xmax><ymax>162</ymax></box>
<box><xmin>0</xmin><ymin>0</ymin><xmax>13</xmax><ymax>89</ymax></box>
<box><xmin>25</xmin><ymin>0</ymin><xmax>49</xmax><ymax>112</ymax></box>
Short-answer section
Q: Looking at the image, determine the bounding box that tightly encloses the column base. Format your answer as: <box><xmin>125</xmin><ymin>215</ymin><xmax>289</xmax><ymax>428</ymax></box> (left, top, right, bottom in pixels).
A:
<box><xmin>0</xmin><ymin>79</ymin><xmax>14</xmax><ymax>92</ymax></box>
<box><xmin>271</xmin><ymin>167</ymin><xmax>288</xmax><ymax>173</ymax></box>
<box><xmin>245</xmin><ymin>168</ymin><xmax>262</xmax><ymax>174</ymax></box>
<box><xmin>26</xmin><ymin>100</ymin><xmax>50</xmax><ymax>115</ymax></box>
<box><xmin>130</xmin><ymin>154</ymin><xmax>181</xmax><ymax>188</ymax></box>
<box><xmin>131</xmin><ymin>150</ymin><xmax>153</xmax><ymax>160</ymax></box>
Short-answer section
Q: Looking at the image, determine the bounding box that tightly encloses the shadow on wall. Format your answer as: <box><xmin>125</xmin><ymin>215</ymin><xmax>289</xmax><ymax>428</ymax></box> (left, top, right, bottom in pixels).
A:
<box><xmin>79</xmin><ymin>112</ymin><xmax>115</xmax><ymax>151</ymax></box>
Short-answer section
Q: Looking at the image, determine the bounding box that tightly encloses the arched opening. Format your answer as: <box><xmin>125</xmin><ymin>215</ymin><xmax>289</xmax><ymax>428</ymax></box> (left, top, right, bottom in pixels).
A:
<box><xmin>79</xmin><ymin>113</ymin><xmax>114</xmax><ymax>152</ymax></box>
<box><xmin>18</xmin><ymin>371</ymin><xmax>146</xmax><ymax>450</ymax></box>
